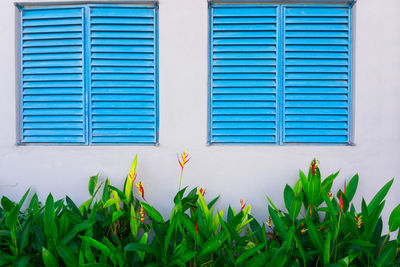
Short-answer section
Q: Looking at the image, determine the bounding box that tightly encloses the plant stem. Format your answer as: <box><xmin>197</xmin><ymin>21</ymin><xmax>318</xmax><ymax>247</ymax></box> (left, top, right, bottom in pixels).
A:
<box><xmin>377</xmin><ymin>232</ymin><xmax>390</xmax><ymax>257</ymax></box>
<box><xmin>178</xmin><ymin>168</ymin><xmax>184</xmax><ymax>192</ymax></box>
<box><xmin>334</xmin><ymin>212</ymin><xmax>342</xmax><ymax>262</ymax></box>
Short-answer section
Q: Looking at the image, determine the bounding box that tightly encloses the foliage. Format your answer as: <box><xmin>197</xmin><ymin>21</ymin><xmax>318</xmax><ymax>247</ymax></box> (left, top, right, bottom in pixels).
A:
<box><xmin>0</xmin><ymin>155</ymin><xmax>398</xmax><ymax>266</ymax></box>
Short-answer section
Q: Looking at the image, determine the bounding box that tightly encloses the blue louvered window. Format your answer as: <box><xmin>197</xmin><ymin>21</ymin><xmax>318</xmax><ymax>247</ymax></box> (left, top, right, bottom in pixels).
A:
<box><xmin>209</xmin><ymin>4</ymin><xmax>352</xmax><ymax>144</ymax></box>
<box><xmin>19</xmin><ymin>4</ymin><xmax>158</xmax><ymax>145</ymax></box>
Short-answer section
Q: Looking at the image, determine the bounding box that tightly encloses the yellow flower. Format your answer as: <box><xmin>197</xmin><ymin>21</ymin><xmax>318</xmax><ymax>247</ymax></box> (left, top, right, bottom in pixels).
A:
<box><xmin>136</xmin><ymin>181</ymin><xmax>146</xmax><ymax>201</ymax></box>
<box><xmin>267</xmin><ymin>216</ymin><xmax>272</xmax><ymax>228</ymax></box>
<box><xmin>139</xmin><ymin>206</ymin><xmax>145</xmax><ymax>222</ymax></box>
<box><xmin>178</xmin><ymin>150</ymin><xmax>191</xmax><ymax>170</ymax></box>
<box><xmin>355</xmin><ymin>212</ymin><xmax>363</xmax><ymax>228</ymax></box>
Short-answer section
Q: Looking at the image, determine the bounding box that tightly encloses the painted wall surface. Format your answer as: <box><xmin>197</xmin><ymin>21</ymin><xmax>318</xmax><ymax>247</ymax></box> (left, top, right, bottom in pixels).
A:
<box><xmin>0</xmin><ymin>0</ymin><xmax>399</xmax><ymax>230</ymax></box>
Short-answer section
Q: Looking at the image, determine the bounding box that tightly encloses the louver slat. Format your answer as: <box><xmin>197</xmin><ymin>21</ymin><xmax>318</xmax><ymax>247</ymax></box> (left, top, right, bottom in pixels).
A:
<box><xmin>283</xmin><ymin>6</ymin><xmax>350</xmax><ymax>144</ymax></box>
<box><xmin>89</xmin><ymin>6</ymin><xmax>157</xmax><ymax>144</ymax></box>
<box><xmin>210</xmin><ymin>6</ymin><xmax>278</xmax><ymax>143</ymax></box>
<box><xmin>21</xmin><ymin>7</ymin><xmax>85</xmax><ymax>143</ymax></box>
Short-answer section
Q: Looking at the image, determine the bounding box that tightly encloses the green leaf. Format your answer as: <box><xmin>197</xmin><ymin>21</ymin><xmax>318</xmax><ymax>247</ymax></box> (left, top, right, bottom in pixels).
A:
<box><xmin>345</xmin><ymin>174</ymin><xmax>358</xmax><ymax>202</ymax></box>
<box><xmin>368</xmin><ymin>179</ymin><xmax>393</xmax><ymax>214</ymax></box>
<box><xmin>18</xmin><ymin>220</ymin><xmax>31</xmax><ymax>252</ymax></box>
<box><xmin>306</xmin><ymin>216</ymin><xmax>324</xmax><ymax>254</ymax></box>
<box><xmin>18</xmin><ymin>188</ymin><xmax>31</xmax><ymax>208</ymax></box>
<box><xmin>235</xmin><ymin>243</ymin><xmax>265</xmax><ymax>265</ymax></box>
<box><xmin>283</xmin><ymin>185</ymin><xmax>294</xmax><ymax>212</ymax></box>
<box><xmin>102</xmin><ymin>178</ymin><xmax>111</xmax><ymax>204</ymax></box>
<box><xmin>299</xmin><ymin>170</ymin><xmax>309</xmax><ymax>197</ymax></box>
<box><xmin>207</xmin><ymin>196</ymin><xmax>220</xmax><ymax>210</ymax></box>
<box><xmin>164</xmin><ymin>216</ymin><xmax>177</xmax><ymax>256</ymax></box>
<box><xmin>112</xmin><ymin>211</ymin><xmax>124</xmax><ymax>223</ymax></box>
<box><xmin>266</xmin><ymin>196</ymin><xmax>283</xmax><ymax>217</ymax></box>
<box><xmin>343</xmin><ymin>239</ymin><xmax>375</xmax><ymax>248</ymax></box>
<box><xmin>14</xmin><ymin>255</ymin><xmax>30</xmax><ymax>267</ymax></box>
<box><xmin>125</xmin><ymin>242</ymin><xmax>161</xmax><ymax>258</ymax></box>
<box><xmin>289</xmin><ymin>192</ymin><xmax>303</xmax><ymax>222</ymax></box>
<box><xmin>211</xmin><ymin>209</ymin><xmax>224</xmax><ymax>234</ymax></box>
<box><xmin>88</xmin><ymin>174</ymin><xmax>98</xmax><ymax>196</ymax></box>
<box><xmin>61</xmin><ymin>221</ymin><xmax>94</xmax><ymax>245</ymax></box>
<box><xmin>309</xmin><ymin>167</ymin><xmax>321</xmax><ymax>206</ymax></box>
<box><xmin>197</xmin><ymin>231</ymin><xmax>227</xmax><ymax>259</ymax></box>
<box><xmin>42</xmin><ymin>247</ymin><xmax>59</xmax><ymax>267</ymax></box>
<box><xmin>268</xmin><ymin>205</ymin><xmax>287</xmax><ymax>240</ymax></box>
<box><xmin>376</xmin><ymin>242</ymin><xmax>397</xmax><ymax>267</ymax></box>
<box><xmin>103</xmin><ymin>198</ymin><xmax>118</xmax><ymax>209</ymax></box>
<box><xmin>293</xmin><ymin>234</ymin><xmax>306</xmax><ymax>266</ymax></box>
<box><xmin>79</xmin><ymin>199</ymin><xmax>91</xmax><ymax>214</ymax></box>
<box><xmin>44</xmin><ymin>194</ymin><xmax>58</xmax><ymax>240</ymax></box>
<box><xmin>5</xmin><ymin>205</ymin><xmax>19</xmax><ymax>232</ymax></box>
<box><xmin>388</xmin><ymin>204</ymin><xmax>400</xmax><ymax>232</ymax></box>
<box><xmin>197</xmin><ymin>190</ymin><xmax>210</xmax><ymax>222</ymax></box>
<box><xmin>80</xmin><ymin>236</ymin><xmax>111</xmax><ymax>257</ymax></box>
<box><xmin>1</xmin><ymin>196</ymin><xmax>15</xmax><ymax>212</ymax></box>
<box><xmin>128</xmin><ymin>155</ymin><xmax>138</xmax><ymax>178</ymax></box>
<box><xmin>141</xmin><ymin>202</ymin><xmax>164</xmax><ymax>223</ymax></box>
<box><xmin>56</xmin><ymin>242</ymin><xmax>78</xmax><ymax>267</ymax></box>
<box><xmin>130</xmin><ymin>204</ymin><xmax>138</xmax><ymax>237</ymax></box>
<box><xmin>179</xmin><ymin>213</ymin><xmax>202</xmax><ymax>246</ymax></box>
<box><xmin>322</xmin><ymin>170</ymin><xmax>340</xmax><ymax>193</ymax></box>
<box><xmin>138</xmin><ymin>232</ymin><xmax>148</xmax><ymax>262</ymax></box>
<box><xmin>323</xmin><ymin>231</ymin><xmax>331</xmax><ymax>265</ymax></box>
<box><xmin>65</xmin><ymin>196</ymin><xmax>81</xmax><ymax>216</ymax></box>
<box><xmin>321</xmin><ymin>187</ymin><xmax>338</xmax><ymax>225</ymax></box>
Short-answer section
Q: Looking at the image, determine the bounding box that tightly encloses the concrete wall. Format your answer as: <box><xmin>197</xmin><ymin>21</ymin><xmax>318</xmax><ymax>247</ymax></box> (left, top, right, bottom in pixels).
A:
<box><xmin>0</xmin><ymin>0</ymin><xmax>399</xmax><ymax>229</ymax></box>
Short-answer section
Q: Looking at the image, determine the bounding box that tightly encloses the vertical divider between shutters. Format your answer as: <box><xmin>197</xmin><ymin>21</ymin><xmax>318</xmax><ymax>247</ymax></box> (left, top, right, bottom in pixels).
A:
<box><xmin>84</xmin><ymin>6</ymin><xmax>91</xmax><ymax>144</ymax></box>
<box><xmin>277</xmin><ymin>5</ymin><xmax>284</xmax><ymax>145</ymax></box>
<box><xmin>19</xmin><ymin>8</ymin><xmax>24</xmax><ymax>143</ymax></box>
<box><xmin>155</xmin><ymin>5</ymin><xmax>159</xmax><ymax>144</ymax></box>
<box><xmin>347</xmin><ymin>6</ymin><xmax>352</xmax><ymax>144</ymax></box>
<box><xmin>208</xmin><ymin>4</ymin><xmax>214</xmax><ymax>144</ymax></box>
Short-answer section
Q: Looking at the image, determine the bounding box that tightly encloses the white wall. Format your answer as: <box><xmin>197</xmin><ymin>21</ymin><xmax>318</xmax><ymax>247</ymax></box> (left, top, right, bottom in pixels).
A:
<box><xmin>0</xmin><ymin>0</ymin><xmax>399</xmax><ymax>230</ymax></box>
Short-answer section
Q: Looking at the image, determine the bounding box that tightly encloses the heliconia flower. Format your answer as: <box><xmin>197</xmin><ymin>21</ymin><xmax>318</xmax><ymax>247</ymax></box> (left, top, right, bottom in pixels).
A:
<box><xmin>199</xmin><ymin>187</ymin><xmax>206</xmax><ymax>197</ymax></box>
<box><xmin>177</xmin><ymin>150</ymin><xmax>191</xmax><ymax>170</ymax></box>
<box><xmin>355</xmin><ymin>212</ymin><xmax>363</xmax><ymax>228</ymax></box>
<box><xmin>311</xmin><ymin>158</ymin><xmax>318</xmax><ymax>178</ymax></box>
<box><xmin>139</xmin><ymin>206</ymin><xmax>145</xmax><ymax>222</ymax></box>
<box><xmin>267</xmin><ymin>216</ymin><xmax>272</xmax><ymax>228</ymax></box>
<box><xmin>328</xmin><ymin>191</ymin><xmax>332</xmax><ymax>198</ymax></box>
<box><xmin>136</xmin><ymin>181</ymin><xmax>146</xmax><ymax>201</ymax></box>
<box><xmin>339</xmin><ymin>193</ymin><xmax>343</xmax><ymax>213</ymax></box>
<box><xmin>301</xmin><ymin>228</ymin><xmax>308</xmax><ymax>235</ymax></box>
<box><xmin>240</xmin><ymin>199</ymin><xmax>247</xmax><ymax>211</ymax></box>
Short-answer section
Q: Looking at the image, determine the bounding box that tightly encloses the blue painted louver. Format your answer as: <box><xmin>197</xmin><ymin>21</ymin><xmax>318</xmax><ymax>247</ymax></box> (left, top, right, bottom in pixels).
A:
<box><xmin>209</xmin><ymin>4</ymin><xmax>351</xmax><ymax>145</ymax></box>
<box><xmin>283</xmin><ymin>6</ymin><xmax>351</xmax><ymax>143</ymax></box>
<box><xmin>21</xmin><ymin>7</ymin><xmax>86</xmax><ymax>143</ymax></box>
<box><xmin>210</xmin><ymin>5</ymin><xmax>278</xmax><ymax>143</ymax></box>
<box><xmin>88</xmin><ymin>6</ymin><xmax>157</xmax><ymax>144</ymax></box>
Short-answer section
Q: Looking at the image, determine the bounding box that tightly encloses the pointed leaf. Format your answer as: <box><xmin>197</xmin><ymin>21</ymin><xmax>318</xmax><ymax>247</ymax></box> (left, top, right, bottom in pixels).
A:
<box><xmin>141</xmin><ymin>202</ymin><xmax>164</xmax><ymax>223</ymax></box>
<box><xmin>42</xmin><ymin>247</ymin><xmax>59</xmax><ymax>267</ymax></box>
<box><xmin>388</xmin><ymin>204</ymin><xmax>400</xmax><ymax>232</ymax></box>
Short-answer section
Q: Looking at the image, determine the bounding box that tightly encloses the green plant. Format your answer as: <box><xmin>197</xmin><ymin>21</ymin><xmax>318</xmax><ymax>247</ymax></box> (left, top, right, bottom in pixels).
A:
<box><xmin>265</xmin><ymin>159</ymin><xmax>400</xmax><ymax>266</ymax></box>
<box><xmin>0</xmin><ymin>156</ymin><xmax>398</xmax><ymax>266</ymax></box>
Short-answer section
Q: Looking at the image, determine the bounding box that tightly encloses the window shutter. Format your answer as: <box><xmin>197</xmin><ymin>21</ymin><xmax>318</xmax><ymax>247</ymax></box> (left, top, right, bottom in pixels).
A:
<box><xmin>88</xmin><ymin>6</ymin><xmax>157</xmax><ymax>144</ymax></box>
<box><xmin>283</xmin><ymin>6</ymin><xmax>351</xmax><ymax>143</ymax></box>
<box><xmin>210</xmin><ymin>5</ymin><xmax>278</xmax><ymax>143</ymax></box>
<box><xmin>21</xmin><ymin>7</ymin><xmax>85</xmax><ymax>143</ymax></box>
